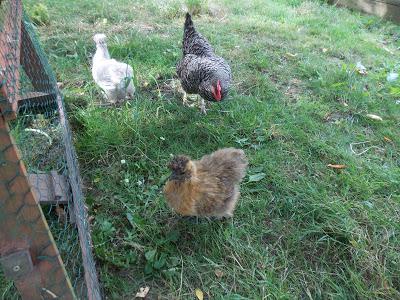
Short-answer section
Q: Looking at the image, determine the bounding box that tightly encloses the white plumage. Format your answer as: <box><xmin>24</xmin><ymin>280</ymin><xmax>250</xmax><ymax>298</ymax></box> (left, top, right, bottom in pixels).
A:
<box><xmin>92</xmin><ymin>33</ymin><xmax>135</xmax><ymax>104</ymax></box>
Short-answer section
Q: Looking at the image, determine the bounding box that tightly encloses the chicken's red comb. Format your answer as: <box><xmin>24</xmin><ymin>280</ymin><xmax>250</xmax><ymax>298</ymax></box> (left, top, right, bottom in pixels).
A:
<box><xmin>214</xmin><ymin>80</ymin><xmax>222</xmax><ymax>101</ymax></box>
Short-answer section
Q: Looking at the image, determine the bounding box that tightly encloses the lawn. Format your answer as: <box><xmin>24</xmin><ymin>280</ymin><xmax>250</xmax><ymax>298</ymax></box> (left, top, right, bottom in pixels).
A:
<box><xmin>3</xmin><ymin>0</ymin><xmax>400</xmax><ymax>299</ymax></box>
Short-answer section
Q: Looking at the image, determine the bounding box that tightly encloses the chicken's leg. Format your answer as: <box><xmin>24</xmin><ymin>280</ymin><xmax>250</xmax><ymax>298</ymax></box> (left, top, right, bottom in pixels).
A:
<box><xmin>182</xmin><ymin>91</ymin><xmax>189</xmax><ymax>107</ymax></box>
<box><xmin>199</xmin><ymin>97</ymin><xmax>207</xmax><ymax>115</ymax></box>
<box><xmin>177</xmin><ymin>81</ymin><xmax>189</xmax><ymax>107</ymax></box>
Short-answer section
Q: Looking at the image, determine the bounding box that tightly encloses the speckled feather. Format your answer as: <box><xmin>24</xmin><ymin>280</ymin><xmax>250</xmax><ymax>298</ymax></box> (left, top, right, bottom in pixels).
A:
<box><xmin>176</xmin><ymin>13</ymin><xmax>232</xmax><ymax>102</ymax></box>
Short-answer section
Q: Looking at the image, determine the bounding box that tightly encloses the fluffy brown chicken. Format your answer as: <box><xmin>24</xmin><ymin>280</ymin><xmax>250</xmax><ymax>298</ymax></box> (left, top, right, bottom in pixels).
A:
<box><xmin>163</xmin><ymin>148</ymin><xmax>248</xmax><ymax>218</ymax></box>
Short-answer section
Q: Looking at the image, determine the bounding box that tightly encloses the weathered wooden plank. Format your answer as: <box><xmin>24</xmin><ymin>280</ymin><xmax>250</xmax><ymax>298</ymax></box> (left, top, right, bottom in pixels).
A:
<box><xmin>332</xmin><ymin>0</ymin><xmax>400</xmax><ymax>23</ymax></box>
<box><xmin>0</xmin><ymin>249</ymin><xmax>33</xmax><ymax>280</ymax></box>
<box><xmin>28</xmin><ymin>172</ymin><xmax>69</xmax><ymax>205</ymax></box>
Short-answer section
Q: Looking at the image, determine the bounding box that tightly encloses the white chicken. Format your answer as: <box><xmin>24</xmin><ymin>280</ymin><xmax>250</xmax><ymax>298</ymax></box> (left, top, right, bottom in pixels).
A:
<box><xmin>92</xmin><ymin>33</ymin><xmax>135</xmax><ymax>104</ymax></box>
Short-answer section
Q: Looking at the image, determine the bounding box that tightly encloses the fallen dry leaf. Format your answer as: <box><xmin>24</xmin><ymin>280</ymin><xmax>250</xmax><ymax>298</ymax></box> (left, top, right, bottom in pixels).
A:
<box><xmin>383</xmin><ymin>280</ymin><xmax>390</xmax><ymax>290</ymax></box>
<box><xmin>366</xmin><ymin>114</ymin><xmax>383</xmax><ymax>121</ymax></box>
<box><xmin>214</xmin><ymin>269</ymin><xmax>224</xmax><ymax>278</ymax></box>
<box><xmin>382</xmin><ymin>46</ymin><xmax>394</xmax><ymax>55</ymax></box>
<box><xmin>257</xmin><ymin>262</ymin><xmax>266</xmax><ymax>269</ymax></box>
<box><xmin>195</xmin><ymin>288</ymin><xmax>204</xmax><ymax>300</ymax></box>
<box><xmin>285</xmin><ymin>52</ymin><xmax>298</xmax><ymax>58</ymax></box>
<box><xmin>327</xmin><ymin>164</ymin><xmax>346</xmax><ymax>169</ymax></box>
<box><xmin>55</xmin><ymin>205</ymin><xmax>66</xmax><ymax>223</ymax></box>
<box><xmin>383</xmin><ymin>136</ymin><xmax>393</xmax><ymax>143</ymax></box>
<box><xmin>135</xmin><ymin>286</ymin><xmax>150</xmax><ymax>298</ymax></box>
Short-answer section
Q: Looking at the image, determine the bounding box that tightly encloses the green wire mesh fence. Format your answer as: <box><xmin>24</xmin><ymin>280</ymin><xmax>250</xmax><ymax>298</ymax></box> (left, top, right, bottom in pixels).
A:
<box><xmin>0</xmin><ymin>1</ymin><xmax>101</xmax><ymax>299</ymax></box>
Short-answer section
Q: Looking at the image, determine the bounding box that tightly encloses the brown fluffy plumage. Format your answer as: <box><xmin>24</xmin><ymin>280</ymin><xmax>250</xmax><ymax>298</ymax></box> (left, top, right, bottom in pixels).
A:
<box><xmin>163</xmin><ymin>148</ymin><xmax>248</xmax><ymax>218</ymax></box>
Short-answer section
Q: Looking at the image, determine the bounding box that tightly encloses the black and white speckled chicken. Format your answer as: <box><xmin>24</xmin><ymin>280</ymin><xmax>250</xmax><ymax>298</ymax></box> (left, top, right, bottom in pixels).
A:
<box><xmin>176</xmin><ymin>13</ymin><xmax>232</xmax><ymax>114</ymax></box>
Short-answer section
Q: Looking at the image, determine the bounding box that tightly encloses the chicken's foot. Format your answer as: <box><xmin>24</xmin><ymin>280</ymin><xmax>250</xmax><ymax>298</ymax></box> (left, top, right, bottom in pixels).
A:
<box><xmin>182</xmin><ymin>91</ymin><xmax>189</xmax><ymax>107</ymax></box>
<box><xmin>199</xmin><ymin>97</ymin><xmax>207</xmax><ymax>115</ymax></box>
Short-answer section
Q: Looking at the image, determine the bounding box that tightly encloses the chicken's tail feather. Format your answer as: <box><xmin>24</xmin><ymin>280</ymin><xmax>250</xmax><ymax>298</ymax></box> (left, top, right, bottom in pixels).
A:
<box><xmin>230</xmin><ymin>150</ymin><xmax>248</xmax><ymax>182</ymax></box>
<box><xmin>209</xmin><ymin>148</ymin><xmax>248</xmax><ymax>183</ymax></box>
<box><xmin>184</xmin><ymin>13</ymin><xmax>194</xmax><ymax>31</ymax></box>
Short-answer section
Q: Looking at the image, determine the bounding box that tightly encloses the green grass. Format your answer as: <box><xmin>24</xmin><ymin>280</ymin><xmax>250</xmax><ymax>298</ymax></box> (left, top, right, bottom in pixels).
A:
<box><xmin>4</xmin><ymin>0</ymin><xmax>400</xmax><ymax>299</ymax></box>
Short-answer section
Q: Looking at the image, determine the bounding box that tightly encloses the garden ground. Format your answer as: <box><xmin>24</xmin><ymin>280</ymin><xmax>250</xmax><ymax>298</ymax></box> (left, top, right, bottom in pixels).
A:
<box><xmin>2</xmin><ymin>0</ymin><xmax>400</xmax><ymax>299</ymax></box>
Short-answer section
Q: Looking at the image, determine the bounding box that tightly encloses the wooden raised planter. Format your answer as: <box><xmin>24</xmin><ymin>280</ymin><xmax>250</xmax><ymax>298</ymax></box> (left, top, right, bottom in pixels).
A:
<box><xmin>0</xmin><ymin>1</ymin><xmax>101</xmax><ymax>299</ymax></box>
